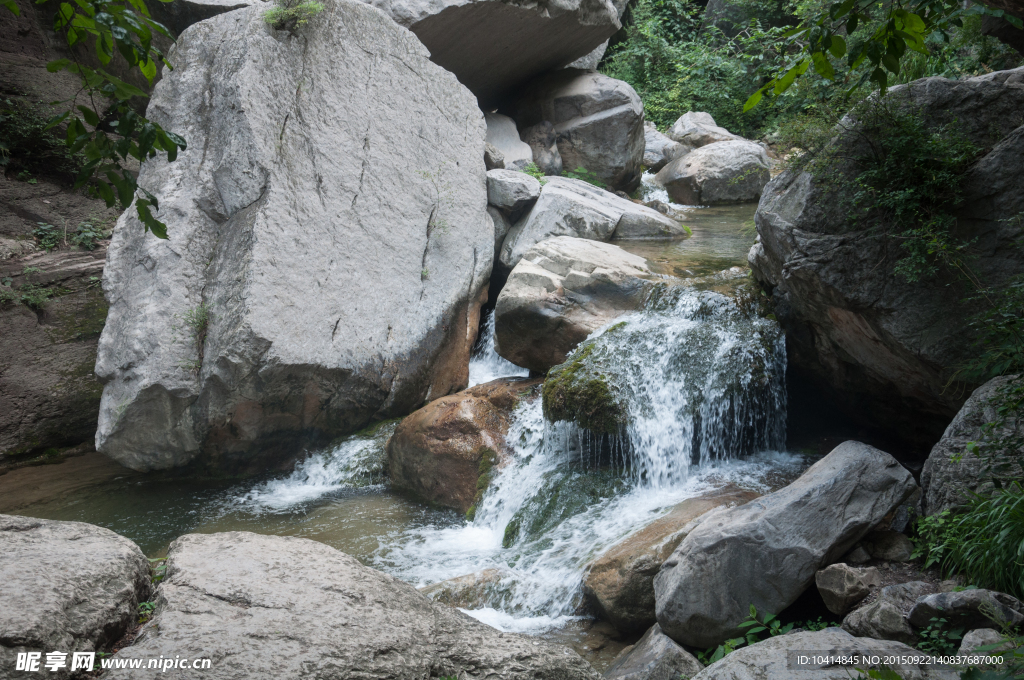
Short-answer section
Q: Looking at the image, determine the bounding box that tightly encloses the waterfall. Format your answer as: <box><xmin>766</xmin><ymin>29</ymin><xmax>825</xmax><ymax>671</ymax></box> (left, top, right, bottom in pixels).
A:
<box><xmin>468</xmin><ymin>310</ymin><xmax>530</xmax><ymax>387</ymax></box>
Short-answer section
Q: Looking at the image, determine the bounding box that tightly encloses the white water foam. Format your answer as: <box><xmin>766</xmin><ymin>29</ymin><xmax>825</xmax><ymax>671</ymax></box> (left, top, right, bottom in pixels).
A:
<box><xmin>468</xmin><ymin>310</ymin><xmax>530</xmax><ymax>387</ymax></box>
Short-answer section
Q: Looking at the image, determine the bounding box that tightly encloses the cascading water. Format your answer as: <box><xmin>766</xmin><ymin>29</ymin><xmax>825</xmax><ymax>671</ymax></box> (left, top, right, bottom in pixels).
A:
<box><xmin>468</xmin><ymin>310</ymin><xmax>530</xmax><ymax>387</ymax></box>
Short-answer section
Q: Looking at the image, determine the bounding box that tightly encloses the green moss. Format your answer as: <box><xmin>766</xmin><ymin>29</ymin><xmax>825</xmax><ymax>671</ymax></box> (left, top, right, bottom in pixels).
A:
<box><xmin>542</xmin><ymin>344</ymin><xmax>627</xmax><ymax>434</ymax></box>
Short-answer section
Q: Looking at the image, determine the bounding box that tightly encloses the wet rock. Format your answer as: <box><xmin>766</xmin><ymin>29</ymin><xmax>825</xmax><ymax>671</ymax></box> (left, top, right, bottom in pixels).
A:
<box><xmin>419</xmin><ymin>568</ymin><xmax>516</xmax><ymax>609</ymax></box>
<box><xmin>487</xmin><ymin>113</ymin><xmax>534</xmax><ymax>171</ymax></box>
<box><xmin>585</xmin><ymin>486</ymin><xmax>759</xmax><ymax>632</ymax></box>
<box><xmin>387</xmin><ymin>377</ymin><xmax>542</xmax><ymax>514</ymax></box>
<box><xmin>666</xmin><ymin>112</ymin><xmax>743</xmax><ymax>149</ymax></box>
<box><xmin>485</xmin><ymin>142</ymin><xmax>506</xmax><ymax>170</ymax></box>
<box><xmin>496</xmin><ymin>236</ymin><xmax>652</xmax><ymax>373</ymax></box>
<box><xmin>103</xmin><ymin>532</ymin><xmax>600</xmax><ymax>680</ymax></box>
<box><xmin>815</xmin><ymin>563</ymin><xmax>882</xmax><ymax>615</ymax></box>
<box><xmin>500</xmin><ymin>177</ymin><xmax>682</xmax><ymax>268</ymax></box>
<box><xmin>921</xmin><ymin>375</ymin><xmax>1024</xmax><ymax>515</ymax></box>
<box><xmin>654</xmin><ymin>441</ymin><xmax>919</xmax><ymax>648</ymax></box>
<box><xmin>842</xmin><ymin>581</ymin><xmax>937</xmax><ymax>644</ymax></box>
<box><xmin>0</xmin><ymin>515</ymin><xmax>150</xmax><ymax>679</ymax></box>
<box><xmin>643</xmin><ymin>123</ymin><xmax>689</xmax><ymax>172</ymax></box>
<box><xmin>94</xmin><ymin>0</ymin><xmax>491</xmax><ymax>474</ymax></box>
<box><xmin>748</xmin><ymin>69</ymin><xmax>1024</xmax><ymax>448</ymax></box>
<box><xmin>689</xmin><ymin>628</ymin><xmax>958</xmax><ymax>680</ymax></box>
<box><xmin>515</xmin><ymin>70</ymin><xmax>645</xmax><ymax>192</ymax></box>
<box><xmin>603</xmin><ymin>623</ymin><xmax>703</xmax><ymax>680</ymax></box>
<box><xmin>520</xmin><ymin>121</ymin><xmax>564</xmax><ymax>176</ymax></box>
<box><xmin>861</xmin><ymin>530</ymin><xmax>915</xmax><ymax>562</ymax></box>
<box><xmin>908</xmin><ymin>589</ymin><xmax>1024</xmax><ymax>631</ymax></box>
<box><xmin>655</xmin><ymin>140</ymin><xmax>770</xmax><ymax>205</ymax></box>
<box><xmin>487</xmin><ymin>169</ymin><xmax>542</xmax><ymax>213</ymax></box>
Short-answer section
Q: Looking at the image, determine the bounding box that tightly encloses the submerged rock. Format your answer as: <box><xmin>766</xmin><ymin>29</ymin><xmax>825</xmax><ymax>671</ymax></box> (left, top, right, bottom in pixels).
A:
<box><xmin>815</xmin><ymin>563</ymin><xmax>881</xmax><ymax>615</ymax></box>
<box><xmin>585</xmin><ymin>486</ymin><xmax>759</xmax><ymax>632</ymax></box>
<box><xmin>515</xmin><ymin>70</ymin><xmax>645</xmax><ymax>192</ymax></box>
<box><xmin>103</xmin><ymin>532</ymin><xmax>600</xmax><ymax>679</ymax></box>
<box><xmin>655</xmin><ymin>441</ymin><xmax>918</xmax><ymax>648</ymax></box>
<box><xmin>841</xmin><ymin>580</ymin><xmax>937</xmax><ymax>644</ymax></box>
<box><xmin>95</xmin><ymin>0</ymin><xmax>491</xmax><ymax>474</ymax></box>
<box><xmin>486</xmin><ymin>113</ymin><xmax>534</xmax><ymax>171</ymax></box>
<box><xmin>419</xmin><ymin>567</ymin><xmax>517</xmax><ymax>609</ymax></box>
<box><xmin>495</xmin><ymin>236</ymin><xmax>654</xmax><ymax>373</ymax></box>
<box><xmin>387</xmin><ymin>377</ymin><xmax>542</xmax><ymax>514</ymax></box>
<box><xmin>603</xmin><ymin>623</ymin><xmax>703</xmax><ymax>680</ymax></box>
<box><xmin>655</xmin><ymin>140</ymin><xmax>770</xmax><ymax>205</ymax></box>
<box><xmin>0</xmin><ymin>515</ymin><xmax>151</xmax><ymax>679</ymax></box>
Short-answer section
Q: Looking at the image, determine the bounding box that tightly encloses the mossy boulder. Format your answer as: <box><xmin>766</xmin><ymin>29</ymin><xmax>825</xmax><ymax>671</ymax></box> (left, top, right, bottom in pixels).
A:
<box><xmin>542</xmin><ymin>342</ymin><xmax>629</xmax><ymax>435</ymax></box>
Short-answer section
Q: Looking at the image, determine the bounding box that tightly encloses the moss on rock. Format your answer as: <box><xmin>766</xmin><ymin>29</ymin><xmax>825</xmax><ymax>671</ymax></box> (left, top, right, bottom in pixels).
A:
<box><xmin>542</xmin><ymin>343</ymin><xmax>628</xmax><ymax>435</ymax></box>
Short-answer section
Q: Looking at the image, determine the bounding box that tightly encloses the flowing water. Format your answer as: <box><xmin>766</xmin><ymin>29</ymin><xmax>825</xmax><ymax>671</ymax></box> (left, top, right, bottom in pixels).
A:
<box><xmin>3</xmin><ymin>176</ymin><xmax>811</xmax><ymax>669</ymax></box>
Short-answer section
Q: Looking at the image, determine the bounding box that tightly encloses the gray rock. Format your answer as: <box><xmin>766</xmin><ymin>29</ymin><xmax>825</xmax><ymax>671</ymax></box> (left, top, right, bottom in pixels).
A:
<box><xmin>643</xmin><ymin>122</ymin><xmax>689</xmax><ymax>172</ymax></box>
<box><xmin>666</xmin><ymin>112</ymin><xmax>743</xmax><ymax>148</ymax></box>
<box><xmin>844</xmin><ymin>545</ymin><xmax>872</xmax><ymax>564</ymax></box>
<box><xmin>861</xmin><ymin>529</ymin><xmax>915</xmax><ymax>562</ymax></box>
<box><xmin>654</xmin><ymin>441</ymin><xmax>918</xmax><ymax>648</ymax></box>
<box><xmin>485</xmin><ymin>142</ymin><xmax>506</xmax><ymax>170</ymax></box>
<box><xmin>958</xmin><ymin>628</ymin><xmax>1013</xmax><ymax>656</ymax></box>
<box><xmin>815</xmin><ymin>563</ymin><xmax>882</xmax><ymax>615</ymax></box>
<box><xmin>909</xmin><ymin>589</ymin><xmax>1024</xmax><ymax>631</ymax></box>
<box><xmin>359</xmin><ymin>0</ymin><xmax>621</xmax><ymax>106</ymax></box>
<box><xmin>655</xmin><ymin>140</ymin><xmax>770</xmax><ymax>205</ymax></box>
<box><xmin>604</xmin><ymin>624</ymin><xmax>703</xmax><ymax>680</ymax></box>
<box><xmin>921</xmin><ymin>375</ymin><xmax>1024</xmax><ymax>515</ymax></box>
<box><xmin>689</xmin><ymin>628</ymin><xmax>958</xmax><ymax>680</ymax></box>
<box><xmin>488</xmin><ymin>206</ymin><xmax>513</xmax><ymax>263</ymax></box>
<box><xmin>419</xmin><ymin>568</ymin><xmax>517</xmax><ymax>609</ymax></box>
<box><xmin>495</xmin><ymin>236</ymin><xmax>653</xmax><ymax>372</ymax></box>
<box><xmin>520</xmin><ymin>121</ymin><xmax>564</xmax><ymax>176</ymax></box>
<box><xmin>0</xmin><ymin>515</ymin><xmax>150</xmax><ymax>680</ymax></box>
<box><xmin>103</xmin><ymin>532</ymin><xmax>599</xmax><ymax>679</ymax></box>
<box><xmin>567</xmin><ymin>40</ymin><xmax>610</xmax><ymax>70</ymax></box>
<box><xmin>748</xmin><ymin>69</ymin><xmax>1024</xmax><ymax>447</ymax></box>
<box><xmin>500</xmin><ymin>177</ymin><xmax>682</xmax><ymax>268</ymax></box>
<box><xmin>94</xmin><ymin>1</ymin><xmax>492</xmax><ymax>474</ymax></box>
<box><xmin>486</xmin><ymin>112</ymin><xmax>534</xmax><ymax>171</ymax></box>
<box><xmin>487</xmin><ymin>169</ymin><xmax>542</xmax><ymax>212</ymax></box>
<box><xmin>515</xmin><ymin>69</ymin><xmax>645</xmax><ymax>192</ymax></box>
<box><xmin>842</xmin><ymin>581</ymin><xmax>937</xmax><ymax>644</ymax></box>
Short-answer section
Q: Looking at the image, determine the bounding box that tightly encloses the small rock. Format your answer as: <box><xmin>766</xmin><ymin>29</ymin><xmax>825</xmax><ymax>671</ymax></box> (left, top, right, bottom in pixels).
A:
<box><xmin>520</xmin><ymin>121</ymin><xmax>563</xmax><ymax>176</ymax></box>
<box><xmin>603</xmin><ymin>623</ymin><xmax>703</xmax><ymax>680</ymax></box>
<box><xmin>908</xmin><ymin>589</ymin><xmax>1024</xmax><ymax>631</ymax></box>
<box><xmin>485</xmin><ymin>143</ymin><xmax>505</xmax><ymax>170</ymax></box>
<box><xmin>815</xmin><ymin>563</ymin><xmax>882</xmax><ymax>615</ymax></box>
<box><xmin>958</xmin><ymin>628</ymin><xmax>1006</xmax><ymax>655</ymax></box>
<box><xmin>862</xmin><ymin>530</ymin><xmax>915</xmax><ymax>562</ymax></box>
<box><xmin>487</xmin><ymin>169</ymin><xmax>542</xmax><ymax>212</ymax></box>
<box><xmin>842</xmin><ymin>581</ymin><xmax>937</xmax><ymax>645</ymax></box>
<box><xmin>486</xmin><ymin>112</ymin><xmax>534</xmax><ymax>171</ymax></box>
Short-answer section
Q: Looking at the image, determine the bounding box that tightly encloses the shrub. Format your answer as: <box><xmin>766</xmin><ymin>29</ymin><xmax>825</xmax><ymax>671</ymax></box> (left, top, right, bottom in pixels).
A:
<box><xmin>263</xmin><ymin>0</ymin><xmax>324</xmax><ymax>31</ymax></box>
<box><xmin>562</xmin><ymin>166</ymin><xmax>606</xmax><ymax>189</ymax></box>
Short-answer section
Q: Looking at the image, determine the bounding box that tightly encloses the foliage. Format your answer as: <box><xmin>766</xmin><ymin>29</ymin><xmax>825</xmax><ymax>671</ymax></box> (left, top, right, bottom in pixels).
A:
<box><xmin>0</xmin><ymin>98</ymin><xmax>84</xmax><ymax>179</ymax></box>
<box><xmin>697</xmin><ymin>604</ymin><xmax>794</xmax><ymax>664</ymax></box>
<box><xmin>137</xmin><ymin>600</ymin><xmax>156</xmax><ymax>623</ymax></box>
<box><xmin>963</xmin><ymin>280</ymin><xmax>1024</xmax><ymax>384</ymax></box>
<box><xmin>148</xmin><ymin>557</ymin><xmax>167</xmax><ymax>584</ymax></box>
<box><xmin>263</xmin><ymin>0</ymin><xmax>324</xmax><ymax>31</ymax></box>
<box><xmin>33</xmin><ymin>222</ymin><xmax>65</xmax><ymax>251</ymax></box>
<box><xmin>917</xmin><ymin>616</ymin><xmax>964</xmax><ymax>654</ymax></box>
<box><xmin>521</xmin><ymin>162</ymin><xmax>548</xmax><ymax>184</ymax></box>
<box><xmin>33</xmin><ymin>219</ymin><xmax>109</xmax><ymax>251</ymax></box>
<box><xmin>562</xmin><ymin>166</ymin><xmax>606</xmax><ymax>189</ymax></box>
<box><xmin>178</xmin><ymin>302</ymin><xmax>210</xmax><ymax>375</ymax></box>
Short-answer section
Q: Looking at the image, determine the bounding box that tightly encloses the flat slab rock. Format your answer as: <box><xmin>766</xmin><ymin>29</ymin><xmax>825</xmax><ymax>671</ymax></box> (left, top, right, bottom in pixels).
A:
<box><xmin>0</xmin><ymin>515</ymin><xmax>150</xmax><ymax>680</ymax></box>
<box><xmin>104</xmin><ymin>532</ymin><xmax>600</xmax><ymax>679</ymax></box>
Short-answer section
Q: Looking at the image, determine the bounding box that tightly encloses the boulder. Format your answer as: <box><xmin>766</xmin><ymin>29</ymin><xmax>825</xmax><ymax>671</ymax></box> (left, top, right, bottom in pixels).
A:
<box><xmin>844</xmin><ymin>545</ymin><xmax>872</xmax><ymax>564</ymax></box>
<box><xmin>841</xmin><ymin>581</ymin><xmax>937</xmax><ymax>644</ymax></box>
<box><xmin>604</xmin><ymin>624</ymin><xmax>703</xmax><ymax>680</ymax></box>
<box><xmin>815</xmin><ymin>563</ymin><xmax>882</xmax><ymax>615</ymax></box>
<box><xmin>419</xmin><ymin>568</ymin><xmax>516</xmax><ymax>609</ymax></box>
<box><xmin>494</xmin><ymin>236</ymin><xmax>653</xmax><ymax>373</ymax></box>
<box><xmin>499</xmin><ymin>177</ymin><xmax>682</xmax><ymax>268</ymax></box>
<box><xmin>654</xmin><ymin>441</ymin><xmax>918</xmax><ymax>648</ymax></box>
<box><xmin>666</xmin><ymin>112</ymin><xmax>743</xmax><ymax>148</ymax></box>
<box><xmin>0</xmin><ymin>515</ymin><xmax>151</xmax><ymax>679</ymax></box>
<box><xmin>515</xmin><ymin>69</ymin><xmax>645</xmax><ymax>192</ymax></box>
<box><xmin>149</xmin><ymin>0</ymin><xmax>258</xmax><ymax>36</ymax></box>
<box><xmin>748</xmin><ymin>69</ymin><xmax>1024</xmax><ymax>448</ymax></box>
<box><xmin>102</xmin><ymin>532</ymin><xmax>600</xmax><ymax>679</ymax></box>
<box><xmin>359</xmin><ymin>0</ymin><xmax>621</xmax><ymax>106</ymax></box>
<box><xmin>921</xmin><ymin>375</ymin><xmax>1024</xmax><ymax>515</ymax></box>
<box><xmin>959</xmin><ymin>628</ymin><xmax>1012</xmax><ymax>655</ymax></box>
<box><xmin>909</xmin><ymin>589</ymin><xmax>1024</xmax><ymax>631</ymax></box>
<box><xmin>585</xmin><ymin>486</ymin><xmax>759</xmax><ymax>632</ymax></box>
<box><xmin>387</xmin><ymin>377</ymin><xmax>542</xmax><ymax>513</ymax></box>
<box><xmin>688</xmin><ymin>628</ymin><xmax>959</xmax><ymax>680</ymax></box>
<box><xmin>861</xmin><ymin>529</ymin><xmax>914</xmax><ymax>561</ymax></box>
<box><xmin>94</xmin><ymin>1</ymin><xmax>492</xmax><ymax>474</ymax></box>
<box><xmin>643</xmin><ymin>122</ymin><xmax>688</xmax><ymax>172</ymax></box>
<box><xmin>520</xmin><ymin>121</ymin><xmax>563</xmax><ymax>176</ymax></box>
<box><xmin>488</xmin><ymin>206</ymin><xmax>513</xmax><ymax>263</ymax></box>
<box><xmin>486</xmin><ymin>113</ymin><xmax>534</xmax><ymax>171</ymax></box>
<box><xmin>655</xmin><ymin>140</ymin><xmax>770</xmax><ymax>205</ymax></box>
<box><xmin>485</xmin><ymin>143</ymin><xmax>506</xmax><ymax>170</ymax></box>
<box><xmin>486</xmin><ymin>169</ymin><xmax>542</xmax><ymax>213</ymax></box>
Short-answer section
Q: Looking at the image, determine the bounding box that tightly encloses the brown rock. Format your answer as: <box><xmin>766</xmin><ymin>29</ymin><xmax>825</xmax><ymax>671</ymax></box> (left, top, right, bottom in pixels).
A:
<box><xmin>583</xmin><ymin>485</ymin><xmax>758</xmax><ymax>632</ymax></box>
<box><xmin>386</xmin><ymin>377</ymin><xmax>542</xmax><ymax>514</ymax></box>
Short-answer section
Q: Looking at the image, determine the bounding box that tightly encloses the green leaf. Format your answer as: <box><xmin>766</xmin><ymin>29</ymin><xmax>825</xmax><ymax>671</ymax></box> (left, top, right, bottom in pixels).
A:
<box><xmin>828</xmin><ymin>34</ymin><xmax>847</xmax><ymax>58</ymax></box>
<box><xmin>882</xmin><ymin>53</ymin><xmax>900</xmax><ymax>73</ymax></box>
<box><xmin>742</xmin><ymin>87</ymin><xmax>765</xmax><ymax>112</ymax></box>
<box><xmin>139</xmin><ymin>56</ymin><xmax>156</xmax><ymax>83</ymax></box>
<box><xmin>2</xmin><ymin>0</ymin><xmax>20</xmax><ymax>16</ymax></box>
<box><xmin>43</xmin><ymin>110</ymin><xmax>71</xmax><ymax>130</ymax></box>
<box><xmin>136</xmin><ymin>199</ymin><xmax>168</xmax><ymax>239</ymax></box>
<box><xmin>773</xmin><ymin>59</ymin><xmax>809</xmax><ymax>95</ymax></box>
<box><xmin>812</xmin><ymin>51</ymin><xmax>835</xmax><ymax>80</ymax></box>
<box><xmin>46</xmin><ymin>58</ymin><xmax>71</xmax><ymax>72</ymax></box>
<box><xmin>847</xmin><ymin>13</ymin><xmax>858</xmax><ymax>33</ymax></box>
<box><xmin>77</xmin><ymin>105</ymin><xmax>100</xmax><ymax>127</ymax></box>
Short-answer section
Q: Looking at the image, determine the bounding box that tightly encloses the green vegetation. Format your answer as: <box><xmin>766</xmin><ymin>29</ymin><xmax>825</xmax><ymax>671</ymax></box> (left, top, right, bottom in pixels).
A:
<box><xmin>521</xmin><ymin>162</ymin><xmax>549</xmax><ymax>184</ymax></box>
<box><xmin>542</xmin><ymin>343</ymin><xmax>628</xmax><ymax>435</ymax></box>
<box><xmin>137</xmin><ymin>600</ymin><xmax>156</xmax><ymax>624</ymax></box>
<box><xmin>696</xmin><ymin>604</ymin><xmax>827</xmax><ymax>665</ymax></box>
<box><xmin>178</xmin><ymin>302</ymin><xmax>211</xmax><ymax>375</ymax></box>
<box><xmin>33</xmin><ymin>219</ymin><xmax>109</xmax><ymax>252</ymax></box>
<box><xmin>917</xmin><ymin>615</ymin><xmax>964</xmax><ymax>655</ymax></box>
<box><xmin>562</xmin><ymin>166</ymin><xmax>606</xmax><ymax>188</ymax></box>
<box><xmin>263</xmin><ymin>0</ymin><xmax>325</xmax><ymax>31</ymax></box>
<box><xmin>0</xmin><ymin>98</ymin><xmax>84</xmax><ymax>180</ymax></box>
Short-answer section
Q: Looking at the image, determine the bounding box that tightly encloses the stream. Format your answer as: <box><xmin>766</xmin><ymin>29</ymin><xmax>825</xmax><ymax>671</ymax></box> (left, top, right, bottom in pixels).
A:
<box><xmin>1</xmin><ymin>176</ymin><xmax>815</xmax><ymax>669</ymax></box>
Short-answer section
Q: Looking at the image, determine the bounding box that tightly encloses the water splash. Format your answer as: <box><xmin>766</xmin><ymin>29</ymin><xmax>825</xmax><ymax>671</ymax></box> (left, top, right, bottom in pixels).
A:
<box><xmin>468</xmin><ymin>310</ymin><xmax>530</xmax><ymax>387</ymax></box>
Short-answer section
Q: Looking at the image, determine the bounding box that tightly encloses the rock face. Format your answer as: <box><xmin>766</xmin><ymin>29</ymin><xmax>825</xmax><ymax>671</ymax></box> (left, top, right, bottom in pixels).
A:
<box><xmin>487</xmin><ymin>169</ymin><xmax>542</xmax><ymax>213</ymax></box>
<box><xmin>841</xmin><ymin>581</ymin><xmax>937</xmax><ymax>644</ymax></box>
<box><xmin>494</xmin><ymin>236</ymin><xmax>653</xmax><ymax>372</ymax></box>
<box><xmin>360</xmin><ymin>0</ymin><xmax>621</xmax><ymax>106</ymax></box>
<box><xmin>487</xmin><ymin>113</ymin><xmax>534</xmax><ymax>171</ymax></box>
<box><xmin>656</xmin><ymin>140</ymin><xmax>770</xmax><ymax>205</ymax></box>
<box><xmin>749</xmin><ymin>69</ymin><xmax>1024</xmax><ymax>447</ymax></box>
<box><xmin>500</xmin><ymin>177</ymin><xmax>683</xmax><ymax>269</ymax></box>
<box><xmin>104</xmin><ymin>532</ymin><xmax>600</xmax><ymax>680</ymax></box>
<box><xmin>515</xmin><ymin>69</ymin><xmax>645</xmax><ymax>192</ymax></box>
<box><xmin>921</xmin><ymin>375</ymin><xmax>1024</xmax><ymax>515</ymax></box>
<box><xmin>387</xmin><ymin>377</ymin><xmax>542</xmax><ymax>513</ymax></box>
<box><xmin>909</xmin><ymin>590</ymin><xmax>1024</xmax><ymax>631</ymax></box>
<box><xmin>815</xmin><ymin>563</ymin><xmax>882</xmax><ymax>615</ymax></box>
<box><xmin>0</xmin><ymin>515</ymin><xmax>151</xmax><ymax>679</ymax></box>
<box><xmin>666</xmin><ymin>112</ymin><xmax>742</xmax><ymax>149</ymax></box>
<box><xmin>94</xmin><ymin>1</ymin><xmax>492</xmax><ymax>474</ymax></box>
<box><xmin>654</xmin><ymin>441</ymin><xmax>918</xmax><ymax>648</ymax></box>
<box><xmin>604</xmin><ymin>624</ymin><xmax>703</xmax><ymax>680</ymax></box>
<box><xmin>520</xmin><ymin>121</ymin><xmax>564</xmax><ymax>176</ymax></box>
<box><xmin>689</xmin><ymin>628</ymin><xmax>959</xmax><ymax>680</ymax></box>
<box><xmin>585</xmin><ymin>486</ymin><xmax>758</xmax><ymax>632</ymax></box>
<box><xmin>643</xmin><ymin>122</ymin><xmax>688</xmax><ymax>172</ymax></box>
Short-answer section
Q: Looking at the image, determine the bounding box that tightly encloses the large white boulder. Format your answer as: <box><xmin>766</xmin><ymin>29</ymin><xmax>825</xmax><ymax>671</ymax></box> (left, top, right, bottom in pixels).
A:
<box><xmin>654</xmin><ymin>441</ymin><xmax>918</xmax><ymax>648</ymax></box>
<box><xmin>95</xmin><ymin>0</ymin><xmax>492</xmax><ymax>474</ymax></box>
<box><xmin>666</xmin><ymin>111</ymin><xmax>743</xmax><ymax>148</ymax></box>
<box><xmin>486</xmin><ymin>113</ymin><xmax>534</xmax><ymax>171</ymax></box>
<box><xmin>655</xmin><ymin>140</ymin><xmax>770</xmax><ymax>205</ymax></box>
